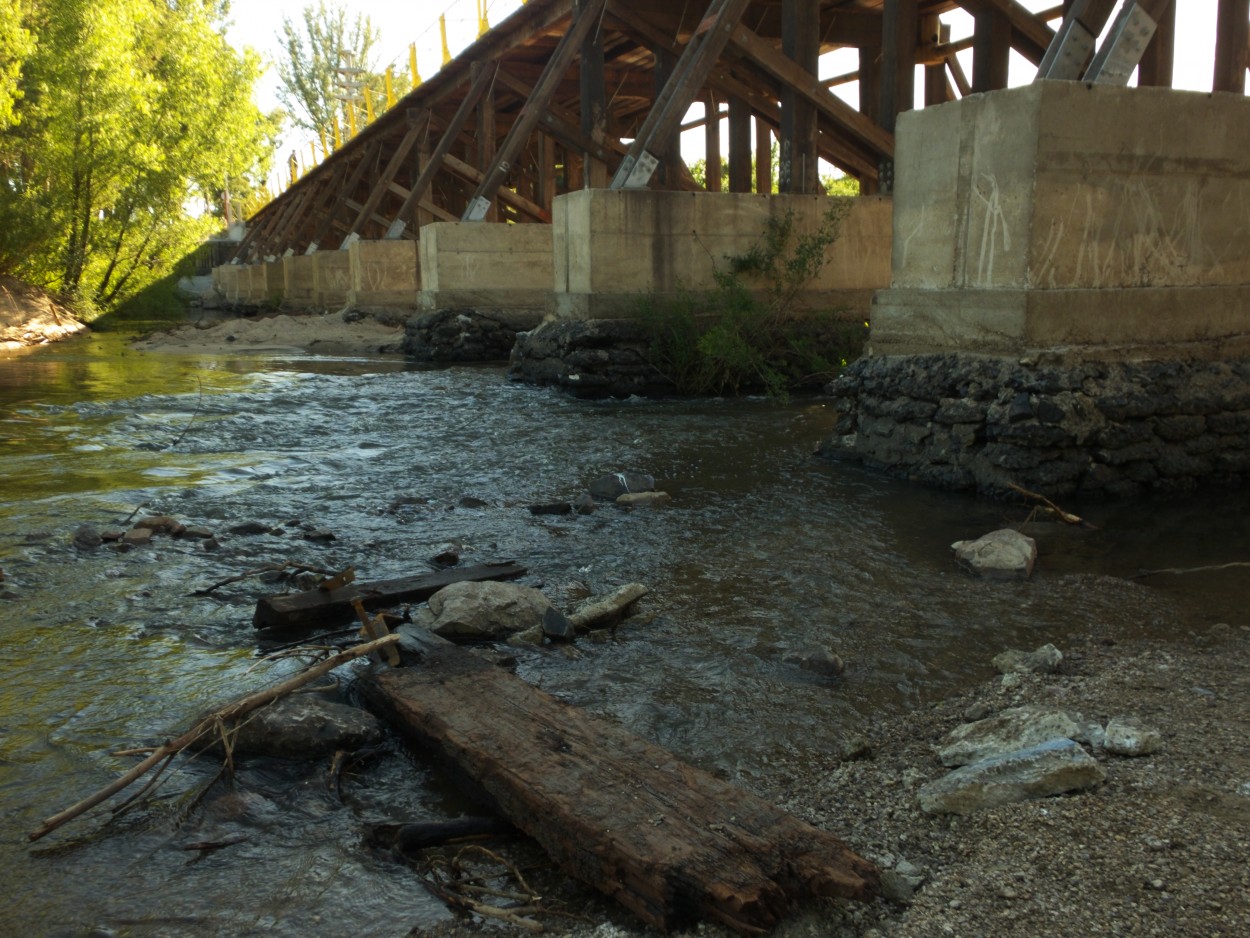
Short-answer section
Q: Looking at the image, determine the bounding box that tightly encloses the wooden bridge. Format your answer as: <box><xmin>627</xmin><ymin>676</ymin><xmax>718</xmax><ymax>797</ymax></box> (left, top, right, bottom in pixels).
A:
<box><xmin>232</xmin><ymin>0</ymin><xmax>1244</xmax><ymax>265</ymax></box>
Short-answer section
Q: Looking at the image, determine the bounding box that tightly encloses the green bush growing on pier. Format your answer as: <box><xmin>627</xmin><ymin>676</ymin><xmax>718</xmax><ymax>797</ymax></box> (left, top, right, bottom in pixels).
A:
<box><xmin>638</xmin><ymin>202</ymin><xmax>866</xmax><ymax>398</ymax></box>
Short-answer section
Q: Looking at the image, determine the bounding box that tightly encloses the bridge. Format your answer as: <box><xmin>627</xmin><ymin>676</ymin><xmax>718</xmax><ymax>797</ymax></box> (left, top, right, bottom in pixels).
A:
<box><xmin>230</xmin><ymin>0</ymin><xmax>1241</xmax><ymax>263</ymax></box>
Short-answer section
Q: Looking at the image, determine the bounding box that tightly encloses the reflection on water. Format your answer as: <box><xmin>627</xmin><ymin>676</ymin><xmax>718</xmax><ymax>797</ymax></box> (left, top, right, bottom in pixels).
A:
<box><xmin>1</xmin><ymin>331</ymin><xmax>1247</xmax><ymax>936</ymax></box>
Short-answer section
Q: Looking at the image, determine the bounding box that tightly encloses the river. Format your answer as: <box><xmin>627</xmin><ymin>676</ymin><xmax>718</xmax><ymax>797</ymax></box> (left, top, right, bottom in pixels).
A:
<box><xmin>1</xmin><ymin>331</ymin><xmax>1247</xmax><ymax>936</ymax></box>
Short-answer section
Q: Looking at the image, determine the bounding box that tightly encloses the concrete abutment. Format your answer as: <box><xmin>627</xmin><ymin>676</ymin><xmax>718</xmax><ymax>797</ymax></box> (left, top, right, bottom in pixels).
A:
<box><xmin>827</xmin><ymin>82</ymin><xmax>1250</xmax><ymax>497</ymax></box>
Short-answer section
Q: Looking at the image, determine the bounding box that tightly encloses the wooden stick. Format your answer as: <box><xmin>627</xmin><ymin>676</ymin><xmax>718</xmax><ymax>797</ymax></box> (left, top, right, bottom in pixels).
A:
<box><xmin>1006</xmin><ymin>482</ymin><xmax>1087</xmax><ymax>526</ymax></box>
<box><xmin>1132</xmin><ymin>560</ymin><xmax>1250</xmax><ymax>579</ymax></box>
<box><xmin>569</xmin><ymin>583</ymin><xmax>648</xmax><ymax>630</ymax></box>
<box><xmin>28</xmin><ymin>634</ymin><xmax>400</xmax><ymax>842</ymax></box>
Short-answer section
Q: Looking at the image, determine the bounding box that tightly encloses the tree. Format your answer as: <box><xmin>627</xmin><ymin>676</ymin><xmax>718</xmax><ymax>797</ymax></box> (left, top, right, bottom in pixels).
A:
<box><xmin>275</xmin><ymin>0</ymin><xmax>381</xmax><ymax>137</ymax></box>
<box><xmin>0</xmin><ymin>0</ymin><xmax>34</xmax><ymax>128</ymax></box>
<box><xmin>0</xmin><ymin>0</ymin><xmax>278</xmax><ymax>312</ymax></box>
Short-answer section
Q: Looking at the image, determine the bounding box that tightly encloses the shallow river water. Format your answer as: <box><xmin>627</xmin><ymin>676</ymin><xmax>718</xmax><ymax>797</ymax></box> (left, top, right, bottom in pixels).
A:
<box><xmin>1</xmin><ymin>333</ymin><xmax>1247</xmax><ymax>937</ymax></box>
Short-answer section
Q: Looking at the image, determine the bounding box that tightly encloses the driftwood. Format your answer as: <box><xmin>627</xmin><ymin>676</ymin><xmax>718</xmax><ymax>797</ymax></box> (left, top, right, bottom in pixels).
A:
<box><xmin>1132</xmin><ymin>560</ymin><xmax>1250</xmax><ymax>579</ymax></box>
<box><xmin>361</xmin><ymin>629</ymin><xmax>878</xmax><ymax>935</ymax></box>
<box><xmin>568</xmin><ymin>583</ymin><xmax>648</xmax><ymax>630</ymax></box>
<box><xmin>252</xmin><ymin>562</ymin><xmax>527</xmax><ymax>631</ymax></box>
<box><xmin>365</xmin><ymin>817</ymin><xmax>517</xmax><ymax>854</ymax></box>
<box><xmin>28</xmin><ymin>634</ymin><xmax>401</xmax><ymax>842</ymax></box>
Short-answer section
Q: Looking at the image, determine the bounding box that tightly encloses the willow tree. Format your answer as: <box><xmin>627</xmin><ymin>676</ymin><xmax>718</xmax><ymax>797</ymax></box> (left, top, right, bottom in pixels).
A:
<box><xmin>275</xmin><ymin>0</ymin><xmax>381</xmax><ymax>136</ymax></box>
<box><xmin>0</xmin><ymin>0</ymin><xmax>278</xmax><ymax>313</ymax></box>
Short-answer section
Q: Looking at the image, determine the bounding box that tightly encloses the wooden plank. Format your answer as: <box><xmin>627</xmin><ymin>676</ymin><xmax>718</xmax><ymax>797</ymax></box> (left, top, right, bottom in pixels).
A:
<box><xmin>361</xmin><ymin>629</ymin><xmax>879</xmax><ymax>934</ymax></box>
<box><xmin>305</xmin><ymin>139</ymin><xmax>384</xmax><ymax>253</ymax></box>
<box><xmin>580</xmin><ymin>0</ymin><xmax>610</xmax><ymax>189</ymax></box>
<box><xmin>442</xmin><ymin>153</ymin><xmax>551</xmax><ymax>222</ymax></box>
<box><xmin>958</xmin><ymin>0</ymin><xmax>1054</xmax><ymax>66</ymax></box>
<box><xmin>880</xmin><ymin>0</ymin><xmax>918</xmax><ymax>134</ymax></box>
<box><xmin>704</xmin><ymin>92</ymin><xmax>722</xmax><ymax>191</ymax></box>
<box><xmin>727</xmin><ymin>94</ymin><xmax>752</xmax><ymax>193</ymax></box>
<box><xmin>252</xmin><ymin>562</ymin><xmax>527</xmax><ymax>631</ymax></box>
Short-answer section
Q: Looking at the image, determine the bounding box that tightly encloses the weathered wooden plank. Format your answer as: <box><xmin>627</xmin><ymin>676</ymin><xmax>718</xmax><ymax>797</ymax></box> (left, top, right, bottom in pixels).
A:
<box><xmin>361</xmin><ymin>629</ymin><xmax>879</xmax><ymax>934</ymax></box>
<box><xmin>252</xmin><ymin>562</ymin><xmax>527</xmax><ymax>631</ymax></box>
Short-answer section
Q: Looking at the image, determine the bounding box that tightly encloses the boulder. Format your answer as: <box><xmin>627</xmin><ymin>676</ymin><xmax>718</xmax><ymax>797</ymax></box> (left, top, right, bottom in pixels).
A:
<box><xmin>72</xmin><ymin>525</ymin><xmax>103</xmax><ymax>550</ymax></box>
<box><xmin>937</xmin><ymin>705</ymin><xmax>1083</xmax><ymax>767</ymax></box>
<box><xmin>992</xmin><ymin>643</ymin><xmax>1063</xmax><ymax>674</ymax></box>
<box><xmin>588</xmin><ymin>471</ymin><xmax>655</xmax><ymax>500</ymax></box>
<box><xmin>1103</xmin><ymin>715</ymin><xmax>1164</xmax><ymax>757</ymax></box>
<box><xmin>429</xmin><ymin>580</ymin><xmax>554</xmax><ymax>640</ymax></box>
<box><xmin>216</xmin><ymin>695</ymin><xmax>385</xmax><ymax>760</ymax></box>
<box><xmin>784</xmin><ymin>647</ymin><xmax>846</xmax><ymax>677</ymax></box>
<box><xmin>919</xmin><ymin>738</ymin><xmax>1106</xmax><ymax>815</ymax></box>
<box><xmin>617</xmin><ymin>491</ymin><xmax>671</xmax><ymax>507</ymax></box>
<box><xmin>952</xmin><ymin>529</ymin><xmax>1037</xmax><ymax>579</ymax></box>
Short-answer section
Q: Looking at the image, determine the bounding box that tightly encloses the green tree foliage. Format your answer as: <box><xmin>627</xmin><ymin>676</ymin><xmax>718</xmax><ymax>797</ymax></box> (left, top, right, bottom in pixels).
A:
<box><xmin>0</xmin><ymin>0</ymin><xmax>277</xmax><ymax>313</ymax></box>
<box><xmin>639</xmin><ymin>204</ymin><xmax>867</xmax><ymax>397</ymax></box>
<box><xmin>0</xmin><ymin>0</ymin><xmax>34</xmax><ymax>128</ymax></box>
<box><xmin>276</xmin><ymin>0</ymin><xmax>381</xmax><ymax>136</ymax></box>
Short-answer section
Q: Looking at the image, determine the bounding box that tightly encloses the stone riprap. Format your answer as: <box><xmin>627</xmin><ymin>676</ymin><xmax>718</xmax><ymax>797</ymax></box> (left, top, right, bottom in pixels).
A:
<box><xmin>403</xmin><ymin>308</ymin><xmax>541</xmax><ymax>362</ymax></box>
<box><xmin>821</xmin><ymin>354</ymin><xmax>1250</xmax><ymax>498</ymax></box>
<box><xmin>508</xmin><ymin>319</ymin><xmax>677</xmax><ymax>398</ymax></box>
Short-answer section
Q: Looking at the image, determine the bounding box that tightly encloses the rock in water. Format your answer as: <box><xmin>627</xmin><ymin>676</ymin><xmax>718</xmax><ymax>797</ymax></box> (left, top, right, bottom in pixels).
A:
<box><xmin>993</xmin><ymin>643</ymin><xmax>1063</xmax><ymax>674</ymax></box>
<box><xmin>588</xmin><ymin>471</ymin><xmax>655</xmax><ymax>500</ymax></box>
<box><xmin>214</xmin><ymin>696</ymin><xmax>384</xmax><ymax>760</ymax></box>
<box><xmin>951</xmin><ymin>529</ymin><xmax>1037</xmax><ymax>579</ymax></box>
<box><xmin>429</xmin><ymin>580</ymin><xmax>554</xmax><ymax>640</ymax></box>
<box><xmin>919</xmin><ymin>738</ymin><xmax>1106</xmax><ymax>814</ymax></box>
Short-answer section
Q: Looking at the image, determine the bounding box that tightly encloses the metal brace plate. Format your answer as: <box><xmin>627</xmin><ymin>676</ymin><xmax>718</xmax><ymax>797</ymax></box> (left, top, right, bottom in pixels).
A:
<box><xmin>622</xmin><ymin>151</ymin><xmax>660</xmax><ymax>190</ymax></box>
<box><xmin>1086</xmin><ymin>4</ymin><xmax>1158</xmax><ymax>85</ymax></box>
<box><xmin>1038</xmin><ymin>20</ymin><xmax>1097</xmax><ymax>81</ymax></box>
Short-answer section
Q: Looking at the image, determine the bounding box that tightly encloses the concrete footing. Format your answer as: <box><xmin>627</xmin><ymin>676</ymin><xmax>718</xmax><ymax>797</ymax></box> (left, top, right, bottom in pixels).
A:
<box><xmin>347</xmin><ymin>239</ymin><xmax>419</xmax><ymax>311</ymax></box>
<box><xmin>417</xmin><ymin>222</ymin><xmax>552</xmax><ymax>313</ymax></box>
<box><xmin>551</xmin><ymin>189</ymin><xmax>891</xmax><ymax>321</ymax></box>
<box><xmin>283</xmin><ymin>254</ymin><xmax>316</xmax><ymax>308</ymax></box>
<box><xmin>828</xmin><ymin>82</ymin><xmax>1250</xmax><ymax>497</ymax></box>
<box><xmin>312</xmin><ymin>251</ymin><xmax>352</xmax><ymax>310</ymax></box>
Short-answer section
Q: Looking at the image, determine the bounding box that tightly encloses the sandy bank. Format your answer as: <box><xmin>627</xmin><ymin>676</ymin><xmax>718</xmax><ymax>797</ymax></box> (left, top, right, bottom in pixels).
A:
<box><xmin>132</xmin><ymin>311</ymin><xmax>406</xmax><ymax>357</ymax></box>
<box><xmin>0</xmin><ymin>278</ymin><xmax>89</xmax><ymax>351</ymax></box>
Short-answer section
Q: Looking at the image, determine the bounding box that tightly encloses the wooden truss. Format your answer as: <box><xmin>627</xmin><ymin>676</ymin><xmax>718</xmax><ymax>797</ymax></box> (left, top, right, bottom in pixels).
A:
<box><xmin>233</xmin><ymin>0</ymin><xmax>1240</xmax><ymax>263</ymax></box>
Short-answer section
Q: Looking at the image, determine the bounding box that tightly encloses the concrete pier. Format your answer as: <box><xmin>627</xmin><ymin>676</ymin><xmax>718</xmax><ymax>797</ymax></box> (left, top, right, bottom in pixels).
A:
<box><xmin>312</xmin><ymin>251</ymin><xmax>352</xmax><ymax>310</ymax></box>
<box><xmin>827</xmin><ymin>83</ymin><xmax>1250</xmax><ymax>498</ymax></box>
<box><xmin>417</xmin><ymin>222</ymin><xmax>552</xmax><ymax>313</ymax></box>
<box><xmin>551</xmin><ymin>189</ymin><xmax>892</xmax><ymax>321</ymax></box>
<box><xmin>282</xmin><ymin>254</ymin><xmax>316</xmax><ymax>309</ymax></box>
<box><xmin>347</xmin><ymin>240</ymin><xmax>419</xmax><ymax>311</ymax></box>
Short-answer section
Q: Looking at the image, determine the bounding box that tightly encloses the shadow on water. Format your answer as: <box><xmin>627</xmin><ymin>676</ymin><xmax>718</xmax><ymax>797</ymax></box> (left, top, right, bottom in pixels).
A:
<box><xmin>1</xmin><ymin>330</ymin><xmax>1247</xmax><ymax>935</ymax></box>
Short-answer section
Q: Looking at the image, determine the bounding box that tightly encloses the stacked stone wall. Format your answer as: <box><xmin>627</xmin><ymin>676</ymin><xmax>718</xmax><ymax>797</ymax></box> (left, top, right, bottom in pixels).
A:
<box><xmin>821</xmin><ymin>355</ymin><xmax>1250</xmax><ymax>498</ymax></box>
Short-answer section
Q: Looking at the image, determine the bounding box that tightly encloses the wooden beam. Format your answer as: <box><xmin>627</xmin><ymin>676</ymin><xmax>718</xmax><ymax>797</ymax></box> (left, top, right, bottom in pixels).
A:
<box><xmin>253</xmin><ymin>563</ymin><xmax>527</xmax><ymax>632</ymax></box>
<box><xmin>755</xmin><ymin>115</ymin><xmax>772</xmax><ymax>194</ymax></box>
<box><xmin>443</xmin><ymin>153</ymin><xmax>551</xmax><ymax>222</ymax></box>
<box><xmin>959</xmin><ymin>0</ymin><xmax>1054</xmax><ymax>66</ymax></box>
<box><xmin>704</xmin><ymin>92</ymin><xmax>722</xmax><ymax>191</ymax></box>
<box><xmin>305</xmin><ymin>139</ymin><xmax>383</xmax><ymax>254</ymax></box>
<box><xmin>464</xmin><ymin>0</ymin><xmax>608</xmax><ymax>219</ymax></box>
<box><xmin>779</xmin><ymin>0</ymin><xmax>820</xmax><ymax>194</ymax></box>
<box><xmin>727</xmin><ymin>94</ymin><xmax>752</xmax><ymax>193</ymax></box>
<box><xmin>361</xmin><ymin>630</ymin><xmax>880</xmax><ymax>934</ymax></box>
<box><xmin>1138</xmin><ymin>0</ymin><xmax>1175</xmax><ymax>87</ymax></box>
<box><xmin>580</xmin><ymin>0</ymin><xmax>610</xmax><ymax>189</ymax></box>
<box><xmin>972</xmin><ymin>8</ymin><xmax>1011</xmax><ymax>91</ymax></box>
<box><xmin>474</xmin><ymin>63</ymin><xmax>499</xmax><ymax>221</ymax></box>
<box><xmin>340</xmin><ymin>115</ymin><xmax>428</xmax><ymax>248</ymax></box>
<box><xmin>880</xmin><ymin>0</ymin><xmax>918</xmax><ymax>134</ymax></box>
<box><xmin>727</xmin><ymin>24</ymin><xmax>894</xmax><ymax>159</ymax></box>
<box><xmin>384</xmin><ymin>66</ymin><xmax>496</xmax><ymax>239</ymax></box>
<box><xmin>1214</xmin><ymin>0</ymin><xmax>1249</xmax><ymax>93</ymax></box>
<box><xmin>611</xmin><ymin>0</ymin><xmax>754</xmax><ymax>189</ymax></box>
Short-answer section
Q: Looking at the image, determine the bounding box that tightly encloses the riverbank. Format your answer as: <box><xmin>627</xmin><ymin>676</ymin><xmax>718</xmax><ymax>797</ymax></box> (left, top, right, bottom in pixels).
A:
<box><xmin>132</xmin><ymin>310</ymin><xmax>406</xmax><ymax>356</ymax></box>
<box><xmin>419</xmin><ymin>616</ymin><xmax>1250</xmax><ymax>938</ymax></box>
<box><xmin>0</xmin><ymin>278</ymin><xmax>88</xmax><ymax>351</ymax></box>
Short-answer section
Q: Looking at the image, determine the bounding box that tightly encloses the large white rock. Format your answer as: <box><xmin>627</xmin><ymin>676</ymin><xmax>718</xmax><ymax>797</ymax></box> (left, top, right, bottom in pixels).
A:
<box><xmin>919</xmin><ymin>738</ymin><xmax>1106</xmax><ymax>815</ymax></box>
<box><xmin>937</xmin><ymin>706</ymin><xmax>1086</xmax><ymax>767</ymax></box>
<box><xmin>951</xmin><ymin>529</ymin><xmax>1037</xmax><ymax>579</ymax></box>
<box><xmin>1103</xmin><ymin>715</ymin><xmax>1164</xmax><ymax>757</ymax></box>
<box><xmin>429</xmin><ymin>580</ymin><xmax>554</xmax><ymax>640</ymax></box>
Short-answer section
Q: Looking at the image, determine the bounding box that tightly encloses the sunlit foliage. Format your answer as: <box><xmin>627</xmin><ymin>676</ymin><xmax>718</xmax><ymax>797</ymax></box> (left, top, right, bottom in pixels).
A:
<box><xmin>0</xmin><ymin>0</ymin><xmax>278</xmax><ymax>315</ymax></box>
